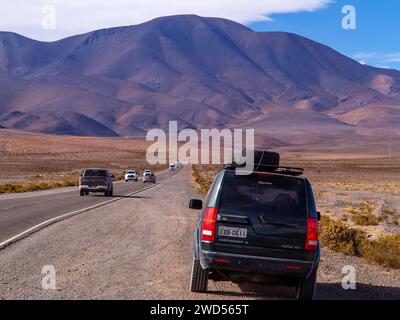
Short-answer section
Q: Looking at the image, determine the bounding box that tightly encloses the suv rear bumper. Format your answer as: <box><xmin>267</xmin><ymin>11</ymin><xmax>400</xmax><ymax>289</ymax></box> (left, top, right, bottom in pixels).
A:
<box><xmin>201</xmin><ymin>250</ymin><xmax>317</xmax><ymax>278</ymax></box>
<box><xmin>79</xmin><ymin>185</ymin><xmax>108</xmax><ymax>192</ymax></box>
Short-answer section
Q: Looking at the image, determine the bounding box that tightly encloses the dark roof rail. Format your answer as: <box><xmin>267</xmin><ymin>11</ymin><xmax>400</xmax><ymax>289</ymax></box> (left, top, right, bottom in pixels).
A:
<box><xmin>224</xmin><ymin>163</ymin><xmax>304</xmax><ymax>177</ymax></box>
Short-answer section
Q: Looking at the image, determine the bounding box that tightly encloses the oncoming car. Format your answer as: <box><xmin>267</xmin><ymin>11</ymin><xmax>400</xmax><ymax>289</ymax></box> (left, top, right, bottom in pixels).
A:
<box><xmin>143</xmin><ymin>170</ymin><xmax>156</xmax><ymax>183</ymax></box>
<box><xmin>125</xmin><ymin>170</ymin><xmax>139</xmax><ymax>182</ymax></box>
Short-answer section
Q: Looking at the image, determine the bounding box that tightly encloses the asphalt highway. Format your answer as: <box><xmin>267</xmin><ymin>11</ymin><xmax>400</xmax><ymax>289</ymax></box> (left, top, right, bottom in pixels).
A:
<box><xmin>0</xmin><ymin>169</ymin><xmax>175</xmax><ymax>243</ymax></box>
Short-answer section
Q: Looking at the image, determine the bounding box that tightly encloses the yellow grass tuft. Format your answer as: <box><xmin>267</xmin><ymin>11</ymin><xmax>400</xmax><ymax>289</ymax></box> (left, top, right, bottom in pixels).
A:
<box><xmin>345</xmin><ymin>201</ymin><xmax>385</xmax><ymax>226</ymax></box>
<box><xmin>0</xmin><ymin>178</ymin><xmax>78</xmax><ymax>193</ymax></box>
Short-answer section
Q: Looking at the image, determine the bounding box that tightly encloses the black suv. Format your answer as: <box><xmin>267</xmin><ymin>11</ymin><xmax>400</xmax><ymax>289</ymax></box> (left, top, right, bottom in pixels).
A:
<box><xmin>188</xmin><ymin>159</ymin><xmax>320</xmax><ymax>300</ymax></box>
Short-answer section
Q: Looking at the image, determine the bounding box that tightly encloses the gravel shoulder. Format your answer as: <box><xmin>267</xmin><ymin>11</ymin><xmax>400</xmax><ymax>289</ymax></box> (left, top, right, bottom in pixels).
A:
<box><xmin>0</xmin><ymin>167</ymin><xmax>399</xmax><ymax>300</ymax></box>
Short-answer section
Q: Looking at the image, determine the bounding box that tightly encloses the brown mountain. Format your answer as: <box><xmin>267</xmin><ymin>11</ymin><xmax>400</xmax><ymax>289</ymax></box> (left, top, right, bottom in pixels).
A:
<box><xmin>0</xmin><ymin>15</ymin><xmax>399</xmax><ymax>143</ymax></box>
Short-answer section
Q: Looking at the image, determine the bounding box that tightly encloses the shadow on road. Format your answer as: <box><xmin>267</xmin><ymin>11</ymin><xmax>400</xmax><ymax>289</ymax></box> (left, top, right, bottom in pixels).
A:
<box><xmin>207</xmin><ymin>283</ymin><xmax>296</xmax><ymax>300</ymax></box>
<box><xmin>316</xmin><ymin>282</ymin><xmax>400</xmax><ymax>300</ymax></box>
<box><xmin>90</xmin><ymin>195</ymin><xmax>152</xmax><ymax>199</ymax></box>
<box><xmin>207</xmin><ymin>282</ymin><xmax>400</xmax><ymax>300</ymax></box>
<box><xmin>112</xmin><ymin>195</ymin><xmax>152</xmax><ymax>199</ymax></box>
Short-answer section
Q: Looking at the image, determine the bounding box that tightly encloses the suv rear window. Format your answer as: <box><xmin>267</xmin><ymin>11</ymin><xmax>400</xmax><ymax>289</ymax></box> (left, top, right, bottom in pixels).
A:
<box><xmin>219</xmin><ymin>174</ymin><xmax>307</xmax><ymax>221</ymax></box>
<box><xmin>84</xmin><ymin>169</ymin><xmax>108</xmax><ymax>177</ymax></box>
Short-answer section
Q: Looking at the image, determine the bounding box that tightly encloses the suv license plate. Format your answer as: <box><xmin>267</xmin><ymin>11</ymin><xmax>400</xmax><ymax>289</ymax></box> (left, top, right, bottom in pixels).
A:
<box><xmin>218</xmin><ymin>226</ymin><xmax>247</xmax><ymax>238</ymax></box>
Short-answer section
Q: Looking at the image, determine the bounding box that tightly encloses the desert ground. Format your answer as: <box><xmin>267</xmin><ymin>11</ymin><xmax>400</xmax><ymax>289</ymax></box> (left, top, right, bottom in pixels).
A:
<box><xmin>0</xmin><ymin>129</ymin><xmax>400</xmax><ymax>299</ymax></box>
<box><xmin>1</xmin><ymin>166</ymin><xmax>399</xmax><ymax>300</ymax></box>
<box><xmin>0</xmin><ymin>129</ymin><xmax>167</xmax><ymax>191</ymax></box>
<box><xmin>2</xmin><ymin>128</ymin><xmax>400</xmax><ymax>267</ymax></box>
<box><xmin>2</xmin><ymin>129</ymin><xmax>400</xmax><ymax>239</ymax></box>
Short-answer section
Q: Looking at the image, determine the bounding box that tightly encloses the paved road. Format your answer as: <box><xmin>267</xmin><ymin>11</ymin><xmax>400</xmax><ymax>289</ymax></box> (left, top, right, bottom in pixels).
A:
<box><xmin>0</xmin><ymin>169</ymin><xmax>175</xmax><ymax>243</ymax></box>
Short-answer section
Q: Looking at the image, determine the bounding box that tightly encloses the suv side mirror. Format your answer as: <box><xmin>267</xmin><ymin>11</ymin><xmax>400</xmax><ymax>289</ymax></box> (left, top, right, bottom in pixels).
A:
<box><xmin>189</xmin><ymin>199</ymin><xmax>203</xmax><ymax>210</ymax></box>
<box><xmin>317</xmin><ymin>211</ymin><xmax>321</xmax><ymax>221</ymax></box>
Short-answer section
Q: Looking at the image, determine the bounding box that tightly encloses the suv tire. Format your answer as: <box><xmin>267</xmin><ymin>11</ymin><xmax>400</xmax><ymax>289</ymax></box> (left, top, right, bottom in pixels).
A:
<box><xmin>297</xmin><ymin>268</ymin><xmax>317</xmax><ymax>300</ymax></box>
<box><xmin>190</xmin><ymin>258</ymin><xmax>208</xmax><ymax>293</ymax></box>
<box><xmin>80</xmin><ymin>190</ymin><xmax>84</xmax><ymax>196</ymax></box>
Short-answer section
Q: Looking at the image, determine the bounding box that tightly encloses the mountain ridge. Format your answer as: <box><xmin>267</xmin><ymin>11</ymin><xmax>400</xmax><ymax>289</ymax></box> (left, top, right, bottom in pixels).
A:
<box><xmin>0</xmin><ymin>15</ymin><xmax>399</xmax><ymax>144</ymax></box>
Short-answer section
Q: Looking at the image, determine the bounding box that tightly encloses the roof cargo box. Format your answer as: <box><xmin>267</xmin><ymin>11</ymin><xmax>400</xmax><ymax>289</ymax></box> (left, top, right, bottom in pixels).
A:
<box><xmin>253</xmin><ymin>150</ymin><xmax>280</xmax><ymax>171</ymax></box>
<box><xmin>225</xmin><ymin>150</ymin><xmax>280</xmax><ymax>170</ymax></box>
<box><xmin>225</xmin><ymin>150</ymin><xmax>304</xmax><ymax>176</ymax></box>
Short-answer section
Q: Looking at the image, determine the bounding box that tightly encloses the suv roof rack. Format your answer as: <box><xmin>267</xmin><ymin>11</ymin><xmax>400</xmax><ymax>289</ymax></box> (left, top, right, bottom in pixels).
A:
<box><xmin>224</xmin><ymin>163</ymin><xmax>304</xmax><ymax>177</ymax></box>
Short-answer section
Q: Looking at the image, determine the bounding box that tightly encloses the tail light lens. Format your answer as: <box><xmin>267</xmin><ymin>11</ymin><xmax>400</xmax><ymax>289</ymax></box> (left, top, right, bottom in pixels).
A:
<box><xmin>79</xmin><ymin>177</ymin><xmax>82</xmax><ymax>184</ymax></box>
<box><xmin>256</xmin><ymin>172</ymin><xmax>273</xmax><ymax>177</ymax></box>
<box><xmin>305</xmin><ymin>218</ymin><xmax>319</xmax><ymax>251</ymax></box>
<box><xmin>201</xmin><ymin>208</ymin><xmax>218</xmax><ymax>242</ymax></box>
<box><xmin>215</xmin><ymin>259</ymin><xmax>231</xmax><ymax>263</ymax></box>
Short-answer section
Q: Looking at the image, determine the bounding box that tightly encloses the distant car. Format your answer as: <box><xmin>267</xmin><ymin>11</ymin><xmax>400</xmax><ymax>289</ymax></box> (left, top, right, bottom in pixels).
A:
<box><xmin>169</xmin><ymin>163</ymin><xmax>176</xmax><ymax>171</ymax></box>
<box><xmin>125</xmin><ymin>170</ymin><xmax>139</xmax><ymax>182</ymax></box>
<box><xmin>79</xmin><ymin>169</ymin><xmax>114</xmax><ymax>197</ymax></box>
<box><xmin>143</xmin><ymin>171</ymin><xmax>156</xmax><ymax>183</ymax></box>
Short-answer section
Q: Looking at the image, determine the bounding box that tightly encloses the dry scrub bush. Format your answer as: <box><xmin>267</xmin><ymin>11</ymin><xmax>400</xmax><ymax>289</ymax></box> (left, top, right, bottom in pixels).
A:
<box><xmin>360</xmin><ymin>235</ymin><xmax>400</xmax><ymax>269</ymax></box>
<box><xmin>320</xmin><ymin>216</ymin><xmax>365</xmax><ymax>256</ymax></box>
<box><xmin>321</xmin><ymin>216</ymin><xmax>400</xmax><ymax>269</ymax></box>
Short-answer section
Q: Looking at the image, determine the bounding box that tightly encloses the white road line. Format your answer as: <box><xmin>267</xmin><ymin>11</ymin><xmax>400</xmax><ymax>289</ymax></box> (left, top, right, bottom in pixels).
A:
<box><xmin>0</xmin><ymin>169</ymin><xmax>176</xmax><ymax>250</ymax></box>
<box><xmin>0</xmin><ymin>169</ymin><xmax>171</xmax><ymax>201</ymax></box>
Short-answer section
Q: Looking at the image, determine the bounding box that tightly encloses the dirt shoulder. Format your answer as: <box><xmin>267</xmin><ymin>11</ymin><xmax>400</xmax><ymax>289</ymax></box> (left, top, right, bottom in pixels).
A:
<box><xmin>0</xmin><ymin>167</ymin><xmax>399</xmax><ymax>299</ymax></box>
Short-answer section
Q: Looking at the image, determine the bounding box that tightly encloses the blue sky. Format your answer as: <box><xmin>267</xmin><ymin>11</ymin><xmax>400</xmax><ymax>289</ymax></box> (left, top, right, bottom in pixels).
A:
<box><xmin>249</xmin><ymin>0</ymin><xmax>400</xmax><ymax>70</ymax></box>
<box><xmin>1</xmin><ymin>0</ymin><xmax>398</xmax><ymax>70</ymax></box>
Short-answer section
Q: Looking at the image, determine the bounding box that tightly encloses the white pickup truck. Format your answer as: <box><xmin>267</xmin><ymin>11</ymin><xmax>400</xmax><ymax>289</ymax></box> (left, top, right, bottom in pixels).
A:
<box><xmin>125</xmin><ymin>170</ymin><xmax>139</xmax><ymax>182</ymax></box>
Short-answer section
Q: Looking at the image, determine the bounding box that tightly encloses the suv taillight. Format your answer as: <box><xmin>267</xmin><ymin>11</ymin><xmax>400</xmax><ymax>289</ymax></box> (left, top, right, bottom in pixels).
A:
<box><xmin>201</xmin><ymin>208</ymin><xmax>218</xmax><ymax>242</ymax></box>
<box><xmin>305</xmin><ymin>218</ymin><xmax>319</xmax><ymax>251</ymax></box>
<box><xmin>79</xmin><ymin>177</ymin><xmax>82</xmax><ymax>184</ymax></box>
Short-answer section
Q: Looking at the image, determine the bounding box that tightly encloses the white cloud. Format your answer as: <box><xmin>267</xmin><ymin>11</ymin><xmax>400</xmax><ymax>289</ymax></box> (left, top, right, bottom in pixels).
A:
<box><xmin>353</xmin><ymin>52</ymin><xmax>377</xmax><ymax>60</ymax></box>
<box><xmin>353</xmin><ymin>52</ymin><xmax>400</xmax><ymax>70</ymax></box>
<box><xmin>383</xmin><ymin>53</ymin><xmax>400</xmax><ymax>63</ymax></box>
<box><xmin>0</xmin><ymin>0</ymin><xmax>331</xmax><ymax>41</ymax></box>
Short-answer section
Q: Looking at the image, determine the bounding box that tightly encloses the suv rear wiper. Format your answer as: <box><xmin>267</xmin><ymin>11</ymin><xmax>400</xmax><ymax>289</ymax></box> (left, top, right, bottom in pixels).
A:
<box><xmin>259</xmin><ymin>216</ymin><xmax>298</xmax><ymax>228</ymax></box>
<box><xmin>266</xmin><ymin>222</ymin><xmax>298</xmax><ymax>228</ymax></box>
